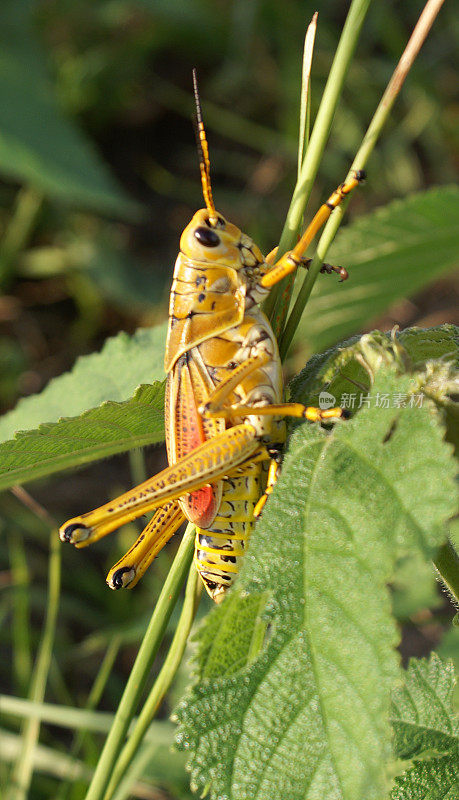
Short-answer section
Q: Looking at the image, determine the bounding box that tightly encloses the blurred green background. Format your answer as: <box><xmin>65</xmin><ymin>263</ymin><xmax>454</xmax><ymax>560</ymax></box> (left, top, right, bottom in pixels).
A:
<box><xmin>0</xmin><ymin>1</ymin><xmax>457</xmax><ymax>797</ymax></box>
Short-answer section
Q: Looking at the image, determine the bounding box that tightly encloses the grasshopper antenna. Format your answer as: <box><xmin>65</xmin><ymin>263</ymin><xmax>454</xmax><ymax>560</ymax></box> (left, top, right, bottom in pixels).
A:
<box><xmin>192</xmin><ymin>68</ymin><xmax>217</xmax><ymax>225</ymax></box>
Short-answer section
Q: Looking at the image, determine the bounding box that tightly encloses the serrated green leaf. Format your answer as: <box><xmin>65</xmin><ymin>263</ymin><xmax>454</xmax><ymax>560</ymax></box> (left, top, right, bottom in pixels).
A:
<box><xmin>289</xmin><ymin>326</ymin><xmax>459</xmax><ymax>474</ymax></box>
<box><xmin>390</xmin><ymin>655</ymin><xmax>459</xmax><ymax>799</ymax></box>
<box><xmin>195</xmin><ymin>592</ymin><xmax>269</xmax><ymax>681</ymax></box>
<box><xmin>391</xmin><ymin>755</ymin><xmax>458</xmax><ymax>800</ymax></box>
<box><xmin>298</xmin><ymin>187</ymin><xmax>459</xmax><ymax>351</ymax></box>
<box><xmin>397</xmin><ymin>325</ymin><xmax>459</xmax><ymax>367</ymax></box>
<box><xmin>176</xmin><ymin>365</ymin><xmax>456</xmax><ymax>800</ymax></box>
<box><xmin>0</xmin><ymin>324</ymin><xmax>167</xmax><ymax>443</ymax></box>
<box><xmin>289</xmin><ymin>324</ymin><xmax>458</xmax><ymax>409</ymax></box>
<box><xmin>0</xmin><ymin>0</ymin><xmax>138</xmax><ymax>216</ymax></box>
<box><xmin>438</xmin><ymin>626</ymin><xmax>459</xmax><ymax>711</ymax></box>
<box><xmin>0</xmin><ymin>383</ymin><xmax>164</xmax><ymax>490</ymax></box>
<box><xmin>392</xmin><ymin>655</ymin><xmax>458</xmax><ymax>760</ymax></box>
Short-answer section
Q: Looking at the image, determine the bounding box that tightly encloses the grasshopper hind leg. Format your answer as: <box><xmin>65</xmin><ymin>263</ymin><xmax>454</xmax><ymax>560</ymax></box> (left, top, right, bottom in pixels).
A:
<box><xmin>106</xmin><ymin>500</ymin><xmax>185</xmax><ymax>590</ymax></box>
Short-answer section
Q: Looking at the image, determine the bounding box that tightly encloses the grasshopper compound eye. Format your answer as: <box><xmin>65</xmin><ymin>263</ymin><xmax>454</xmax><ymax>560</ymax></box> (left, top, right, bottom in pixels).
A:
<box><xmin>194</xmin><ymin>226</ymin><xmax>220</xmax><ymax>247</ymax></box>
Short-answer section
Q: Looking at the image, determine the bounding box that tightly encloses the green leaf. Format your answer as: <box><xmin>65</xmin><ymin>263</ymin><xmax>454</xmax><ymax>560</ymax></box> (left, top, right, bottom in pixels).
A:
<box><xmin>0</xmin><ymin>383</ymin><xmax>164</xmax><ymax>491</ymax></box>
<box><xmin>438</xmin><ymin>624</ymin><xmax>459</xmax><ymax>711</ymax></box>
<box><xmin>396</xmin><ymin>325</ymin><xmax>459</xmax><ymax>367</ymax></box>
<box><xmin>390</xmin><ymin>655</ymin><xmax>459</xmax><ymax>799</ymax></box>
<box><xmin>297</xmin><ymin>187</ymin><xmax>459</xmax><ymax>352</ymax></box>
<box><xmin>0</xmin><ymin>324</ymin><xmax>167</xmax><ymax>443</ymax></box>
<box><xmin>196</xmin><ymin>592</ymin><xmax>270</xmax><ymax>680</ymax></box>
<box><xmin>289</xmin><ymin>324</ymin><xmax>458</xmax><ymax>409</ymax></box>
<box><xmin>0</xmin><ymin>0</ymin><xmax>138</xmax><ymax>216</ymax></box>
<box><xmin>391</xmin><ymin>756</ymin><xmax>458</xmax><ymax>800</ymax></box>
<box><xmin>176</xmin><ymin>363</ymin><xmax>456</xmax><ymax>800</ymax></box>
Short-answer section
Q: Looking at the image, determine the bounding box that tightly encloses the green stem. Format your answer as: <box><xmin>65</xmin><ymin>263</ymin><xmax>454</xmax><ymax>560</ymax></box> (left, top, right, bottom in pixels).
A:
<box><xmin>263</xmin><ymin>0</ymin><xmax>372</xmax><ymax>324</ymax></box>
<box><xmin>279</xmin><ymin>0</ymin><xmax>446</xmax><ymax>359</ymax></box>
<box><xmin>269</xmin><ymin>13</ymin><xmax>317</xmax><ymax>340</ymax></box>
<box><xmin>434</xmin><ymin>540</ymin><xmax>459</xmax><ymax>607</ymax></box>
<box><xmin>0</xmin><ymin>187</ymin><xmax>42</xmax><ymax>289</ymax></box>
<box><xmin>6</xmin><ymin>526</ymin><xmax>61</xmax><ymax>800</ymax></box>
<box><xmin>57</xmin><ymin>636</ymin><xmax>122</xmax><ymax>800</ymax></box>
<box><xmin>110</xmin><ymin>743</ymin><xmax>157</xmax><ymax>800</ymax></box>
<box><xmin>8</xmin><ymin>531</ymin><xmax>32</xmax><ymax>695</ymax></box>
<box><xmin>297</xmin><ymin>12</ymin><xmax>317</xmax><ymax>181</ymax></box>
<box><xmin>128</xmin><ymin>449</ymin><xmax>147</xmax><ymax>487</ymax></box>
<box><xmin>84</xmin><ymin>524</ymin><xmax>195</xmax><ymax>800</ymax></box>
<box><xmin>104</xmin><ymin>565</ymin><xmax>200</xmax><ymax>799</ymax></box>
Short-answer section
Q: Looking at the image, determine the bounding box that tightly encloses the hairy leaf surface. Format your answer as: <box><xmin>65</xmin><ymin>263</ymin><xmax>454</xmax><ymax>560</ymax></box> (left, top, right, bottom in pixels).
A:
<box><xmin>390</xmin><ymin>655</ymin><xmax>459</xmax><ymax>799</ymax></box>
<box><xmin>289</xmin><ymin>324</ymin><xmax>458</xmax><ymax>408</ymax></box>
<box><xmin>0</xmin><ymin>384</ymin><xmax>164</xmax><ymax>491</ymax></box>
<box><xmin>176</xmin><ymin>367</ymin><xmax>456</xmax><ymax>800</ymax></box>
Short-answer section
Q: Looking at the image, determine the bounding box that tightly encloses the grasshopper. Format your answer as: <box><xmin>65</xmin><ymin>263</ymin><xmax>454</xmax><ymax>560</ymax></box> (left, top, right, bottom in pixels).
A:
<box><xmin>60</xmin><ymin>72</ymin><xmax>364</xmax><ymax>603</ymax></box>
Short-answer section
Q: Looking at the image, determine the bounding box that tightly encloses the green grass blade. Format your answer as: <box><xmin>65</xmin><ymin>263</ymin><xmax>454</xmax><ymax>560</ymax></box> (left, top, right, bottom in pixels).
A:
<box><xmin>297</xmin><ymin>13</ymin><xmax>317</xmax><ymax>180</ymax></box>
<box><xmin>280</xmin><ymin>0</ymin><xmax>447</xmax><ymax>358</ymax></box>
<box><xmin>0</xmin><ymin>187</ymin><xmax>42</xmax><ymax>290</ymax></box>
<box><xmin>105</xmin><ymin>565</ymin><xmax>200</xmax><ymax>799</ymax></box>
<box><xmin>56</xmin><ymin>636</ymin><xmax>122</xmax><ymax>800</ymax></box>
<box><xmin>263</xmin><ymin>0</ymin><xmax>373</xmax><ymax>325</ymax></box>
<box><xmin>6</xmin><ymin>524</ymin><xmax>61</xmax><ymax>800</ymax></box>
<box><xmin>270</xmin><ymin>12</ymin><xmax>318</xmax><ymax>339</ymax></box>
<box><xmin>84</xmin><ymin>523</ymin><xmax>195</xmax><ymax>800</ymax></box>
<box><xmin>0</xmin><ymin>697</ymin><xmax>114</xmax><ymax>734</ymax></box>
<box><xmin>7</xmin><ymin>531</ymin><xmax>32</xmax><ymax>695</ymax></box>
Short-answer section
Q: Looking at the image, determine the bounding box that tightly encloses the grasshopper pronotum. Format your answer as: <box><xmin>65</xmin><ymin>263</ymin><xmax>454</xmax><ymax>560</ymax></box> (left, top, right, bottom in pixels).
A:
<box><xmin>60</xmin><ymin>72</ymin><xmax>364</xmax><ymax>603</ymax></box>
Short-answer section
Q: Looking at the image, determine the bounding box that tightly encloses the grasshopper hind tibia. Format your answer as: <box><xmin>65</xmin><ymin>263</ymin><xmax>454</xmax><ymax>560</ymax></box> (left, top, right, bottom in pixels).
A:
<box><xmin>60</xmin><ymin>522</ymin><xmax>91</xmax><ymax>545</ymax></box>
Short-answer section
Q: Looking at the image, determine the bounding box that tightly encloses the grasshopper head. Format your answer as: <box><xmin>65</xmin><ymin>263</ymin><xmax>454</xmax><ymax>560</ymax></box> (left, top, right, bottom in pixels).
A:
<box><xmin>180</xmin><ymin>208</ymin><xmax>264</xmax><ymax>272</ymax></box>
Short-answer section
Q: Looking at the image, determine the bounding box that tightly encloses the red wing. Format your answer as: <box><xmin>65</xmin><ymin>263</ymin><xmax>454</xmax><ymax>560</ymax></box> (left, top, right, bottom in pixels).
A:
<box><xmin>165</xmin><ymin>353</ymin><xmax>223</xmax><ymax>528</ymax></box>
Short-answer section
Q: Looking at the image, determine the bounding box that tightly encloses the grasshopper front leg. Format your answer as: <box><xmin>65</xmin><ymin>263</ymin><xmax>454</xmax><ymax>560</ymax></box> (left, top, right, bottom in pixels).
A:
<box><xmin>260</xmin><ymin>171</ymin><xmax>365</xmax><ymax>288</ymax></box>
<box><xmin>266</xmin><ymin>247</ymin><xmax>348</xmax><ymax>281</ymax></box>
<box><xmin>60</xmin><ymin>423</ymin><xmax>262</xmax><ymax>546</ymax></box>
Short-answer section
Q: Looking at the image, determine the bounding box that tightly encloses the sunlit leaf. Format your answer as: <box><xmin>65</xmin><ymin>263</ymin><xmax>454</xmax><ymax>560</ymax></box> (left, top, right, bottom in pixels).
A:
<box><xmin>176</xmin><ymin>344</ymin><xmax>456</xmax><ymax>800</ymax></box>
<box><xmin>0</xmin><ymin>383</ymin><xmax>164</xmax><ymax>490</ymax></box>
<box><xmin>289</xmin><ymin>324</ymin><xmax>458</xmax><ymax>408</ymax></box>
<box><xmin>390</xmin><ymin>655</ymin><xmax>459</xmax><ymax>799</ymax></box>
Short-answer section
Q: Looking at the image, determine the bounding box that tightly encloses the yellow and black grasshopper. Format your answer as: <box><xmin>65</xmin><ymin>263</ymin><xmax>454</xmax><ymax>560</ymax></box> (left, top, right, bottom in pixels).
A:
<box><xmin>60</xmin><ymin>72</ymin><xmax>364</xmax><ymax>603</ymax></box>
